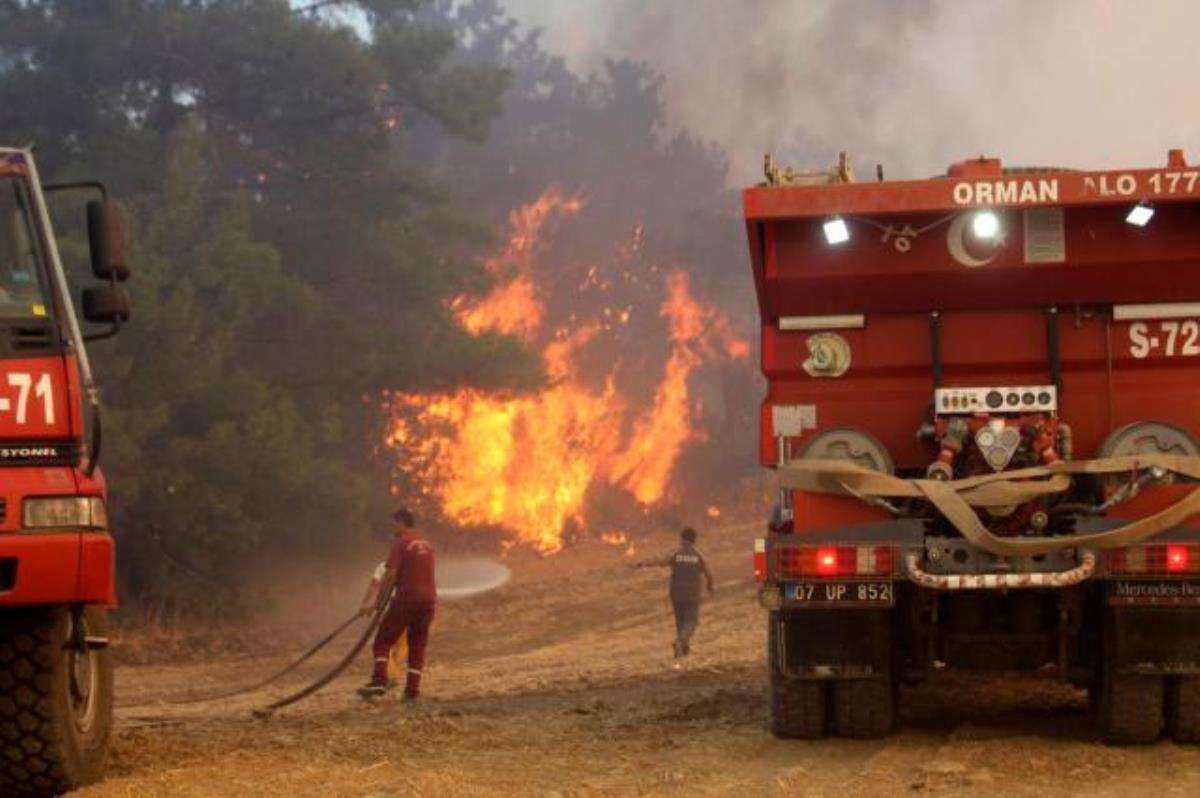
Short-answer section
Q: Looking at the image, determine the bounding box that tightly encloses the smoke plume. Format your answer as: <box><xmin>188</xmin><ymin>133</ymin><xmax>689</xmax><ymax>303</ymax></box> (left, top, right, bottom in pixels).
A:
<box><xmin>503</xmin><ymin>0</ymin><xmax>1200</xmax><ymax>182</ymax></box>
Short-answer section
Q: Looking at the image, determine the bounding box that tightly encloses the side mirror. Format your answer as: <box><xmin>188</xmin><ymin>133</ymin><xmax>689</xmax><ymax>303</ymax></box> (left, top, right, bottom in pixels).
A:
<box><xmin>82</xmin><ymin>285</ymin><xmax>130</xmax><ymax>325</ymax></box>
<box><xmin>86</xmin><ymin>201</ymin><xmax>130</xmax><ymax>282</ymax></box>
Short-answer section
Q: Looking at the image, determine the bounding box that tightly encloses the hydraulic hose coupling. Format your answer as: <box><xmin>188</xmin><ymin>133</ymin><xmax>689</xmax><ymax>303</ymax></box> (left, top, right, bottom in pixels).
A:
<box><xmin>926</xmin><ymin>460</ymin><xmax>954</xmax><ymax>481</ymax></box>
<box><xmin>928</xmin><ymin>417</ymin><xmax>968</xmax><ymax>480</ymax></box>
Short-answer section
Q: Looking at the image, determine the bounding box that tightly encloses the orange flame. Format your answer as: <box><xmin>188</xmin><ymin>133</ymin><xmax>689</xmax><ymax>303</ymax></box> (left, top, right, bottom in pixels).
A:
<box><xmin>601</xmin><ymin>532</ymin><xmax>637</xmax><ymax>560</ymax></box>
<box><xmin>386</xmin><ymin>188</ymin><xmax>747</xmax><ymax>553</ymax></box>
<box><xmin>454</xmin><ymin>186</ymin><xmax>583</xmax><ymax>340</ymax></box>
<box><xmin>706</xmin><ymin>505</ymin><xmax>722</xmax><ymax>519</ymax></box>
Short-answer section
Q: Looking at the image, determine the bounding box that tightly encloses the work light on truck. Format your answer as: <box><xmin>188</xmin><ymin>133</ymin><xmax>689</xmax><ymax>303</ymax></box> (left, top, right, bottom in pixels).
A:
<box><xmin>970</xmin><ymin>209</ymin><xmax>1000</xmax><ymax>239</ymax></box>
<box><xmin>822</xmin><ymin>215</ymin><xmax>849</xmax><ymax>245</ymax></box>
<box><xmin>1125</xmin><ymin>201</ymin><xmax>1154</xmax><ymax>226</ymax></box>
<box><xmin>22</xmin><ymin>496</ymin><xmax>108</xmax><ymax>530</ymax></box>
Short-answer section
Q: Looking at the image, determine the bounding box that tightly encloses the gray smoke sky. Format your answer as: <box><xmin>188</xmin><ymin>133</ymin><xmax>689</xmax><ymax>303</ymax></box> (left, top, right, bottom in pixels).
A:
<box><xmin>502</xmin><ymin>0</ymin><xmax>1200</xmax><ymax>185</ymax></box>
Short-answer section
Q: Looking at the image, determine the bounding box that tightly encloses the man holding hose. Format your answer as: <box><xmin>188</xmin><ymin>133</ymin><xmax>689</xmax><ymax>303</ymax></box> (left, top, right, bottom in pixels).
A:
<box><xmin>358</xmin><ymin>508</ymin><xmax>437</xmax><ymax>699</ymax></box>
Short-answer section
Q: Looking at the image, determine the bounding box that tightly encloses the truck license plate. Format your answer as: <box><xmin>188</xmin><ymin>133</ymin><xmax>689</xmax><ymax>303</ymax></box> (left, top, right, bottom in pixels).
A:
<box><xmin>785</xmin><ymin>581</ymin><xmax>894</xmax><ymax>605</ymax></box>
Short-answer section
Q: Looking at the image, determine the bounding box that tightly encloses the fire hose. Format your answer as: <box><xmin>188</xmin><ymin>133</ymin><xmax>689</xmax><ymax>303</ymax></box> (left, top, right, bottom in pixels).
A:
<box><xmin>123</xmin><ymin>602</ymin><xmax>387</xmax><ymax>715</ymax></box>
<box><xmin>779</xmin><ymin>452</ymin><xmax>1200</xmax><ymax>556</ymax></box>
<box><xmin>251</xmin><ymin>601</ymin><xmax>387</xmax><ymax>718</ymax></box>
<box><xmin>159</xmin><ymin>610</ymin><xmax>366</xmax><ymax>706</ymax></box>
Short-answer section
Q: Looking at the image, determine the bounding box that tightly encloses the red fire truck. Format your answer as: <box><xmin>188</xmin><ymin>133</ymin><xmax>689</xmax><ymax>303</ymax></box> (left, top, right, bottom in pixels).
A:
<box><xmin>0</xmin><ymin>148</ymin><xmax>130</xmax><ymax>793</ymax></box>
<box><xmin>747</xmin><ymin>150</ymin><xmax>1200</xmax><ymax>744</ymax></box>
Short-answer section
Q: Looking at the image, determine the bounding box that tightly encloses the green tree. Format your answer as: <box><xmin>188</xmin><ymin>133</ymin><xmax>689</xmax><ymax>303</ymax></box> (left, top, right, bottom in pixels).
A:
<box><xmin>0</xmin><ymin>0</ymin><xmax>539</xmax><ymax>614</ymax></box>
<box><xmin>94</xmin><ymin>125</ymin><xmax>382</xmax><ymax>613</ymax></box>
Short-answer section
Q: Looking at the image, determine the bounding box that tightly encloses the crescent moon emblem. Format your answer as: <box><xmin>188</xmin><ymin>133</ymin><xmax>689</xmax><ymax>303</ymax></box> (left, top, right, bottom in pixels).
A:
<box><xmin>946</xmin><ymin>214</ymin><xmax>997</xmax><ymax>268</ymax></box>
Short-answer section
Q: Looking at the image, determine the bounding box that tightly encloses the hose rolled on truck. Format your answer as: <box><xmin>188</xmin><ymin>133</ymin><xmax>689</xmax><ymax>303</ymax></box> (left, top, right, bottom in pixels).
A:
<box><xmin>781</xmin><ymin>452</ymin><xmax>1200</xmax><ymax>557</ymax></box>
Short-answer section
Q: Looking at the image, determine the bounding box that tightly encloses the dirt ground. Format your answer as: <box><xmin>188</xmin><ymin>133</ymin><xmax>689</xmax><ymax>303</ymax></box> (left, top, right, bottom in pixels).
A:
<box><xmin>81</xmin><ymin>522</ymin><xmax>1200</xmax><ymax>797</ymax></box>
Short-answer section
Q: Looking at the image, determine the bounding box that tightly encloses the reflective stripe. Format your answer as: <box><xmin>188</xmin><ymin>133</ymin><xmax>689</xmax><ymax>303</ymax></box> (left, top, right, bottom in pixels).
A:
<box><xmin>407</xmin><ymin>668</ymin><xmax>422</xmax><ymax>675</ymax></box>
<box><xmin>779</xmin><ymin>314</ymin><xmax>864</xmax><ymax>331</ymax></box>
<box><xmin>1114</xmin><ymin>302</ymin><xmax>1200</xmax><ymax>321</ymax></box>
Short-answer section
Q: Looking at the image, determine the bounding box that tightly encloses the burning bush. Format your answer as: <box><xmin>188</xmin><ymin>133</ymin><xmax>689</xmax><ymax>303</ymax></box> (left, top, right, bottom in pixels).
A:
<box><xmin>386</xmin><ymin>189</ymin><xmax>748</xmax><ymax>552</ymax></box>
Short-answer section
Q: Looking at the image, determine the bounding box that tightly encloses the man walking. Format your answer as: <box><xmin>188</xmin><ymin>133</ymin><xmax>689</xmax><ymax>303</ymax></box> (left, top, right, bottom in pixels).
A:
<box><xmin>358</xmin><ymin>508</ymin><xmax>437</xmax><ymax>699</ymax></box>
<box><xmin>637</xmin><ymin>527</ymin><xmax>714</xmax><ymax>664</ymax></box>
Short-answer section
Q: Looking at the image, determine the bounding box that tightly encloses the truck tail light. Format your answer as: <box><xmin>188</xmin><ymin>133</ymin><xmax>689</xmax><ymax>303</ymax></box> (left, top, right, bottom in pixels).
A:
<box><xmin>753</xmin><ymin>538</ymin><xmax>767</xmax><ymax>583</ymax></box>
<box><xmin>776</xmin><ymin>545</ymin><xmax>896</xmax><ymax>579</ymax></box>
<box><xmin>1107</xmin><ymin>544</ymin><xmax>1200</xmax><ymax>575</ymax></box>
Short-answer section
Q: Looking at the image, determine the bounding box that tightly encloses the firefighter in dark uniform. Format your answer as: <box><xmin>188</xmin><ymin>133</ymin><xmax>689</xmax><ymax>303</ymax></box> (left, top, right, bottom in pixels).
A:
<box><xmin>637</xmin><ymin>527</ymin><xmax>714</xmax><ymax>662</ymax></box>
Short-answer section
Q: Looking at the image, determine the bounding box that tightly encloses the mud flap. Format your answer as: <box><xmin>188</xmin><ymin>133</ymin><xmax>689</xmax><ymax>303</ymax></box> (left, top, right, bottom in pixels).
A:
<box><xmin>776</xmin><ymin>608</ymin><xmax>890</xmax><ymax>679</ymax></box>
<box><xmin>1107</xmin><ymin>606</ymin><xmax>1200</xmax><ymax>676</ymax></box>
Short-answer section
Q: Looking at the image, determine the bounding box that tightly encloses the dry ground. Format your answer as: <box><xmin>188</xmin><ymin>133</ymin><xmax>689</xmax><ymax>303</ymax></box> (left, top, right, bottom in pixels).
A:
<box><xmin>79</xmin><ymin>523</ymin><xmax>1200</xmax><ymax>796</ymax></box>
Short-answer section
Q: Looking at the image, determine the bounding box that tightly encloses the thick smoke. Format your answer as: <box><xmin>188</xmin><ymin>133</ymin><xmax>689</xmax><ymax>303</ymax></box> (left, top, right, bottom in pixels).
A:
<box><xmin>503</xmin><ymin>0</ymin><xmax>1200</xmax><ymax>182</ymax></box>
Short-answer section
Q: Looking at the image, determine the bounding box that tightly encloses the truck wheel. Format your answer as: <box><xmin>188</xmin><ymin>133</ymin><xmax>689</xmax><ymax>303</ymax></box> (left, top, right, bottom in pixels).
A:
<box><xmin>767</xmin><ymin>612</ymin><xmax>825</xmax><ymax>738</ymax></box>
<box><xmin>1166</xmin><ymin>677</ymin><xmax>1200</xmax><ymax>744</ymax></box>
<box><xmin>833</xmin><ymin>678</ymin><xmax>894</xmax><ymax>738</ymax></box>
<box><xmin>0</xmin><ymin>607</ymin><xmax>113</xmax><ymax>795</ymax></box>
<box><xmin>1099</xmin><ymin>672</ymin><xmax>1162</xmax><ymax>745</ymax></box>
<box><xmin>770</xmin><ymin>679</ymin><xmax>826</xmax><ymax>739</ymax></box>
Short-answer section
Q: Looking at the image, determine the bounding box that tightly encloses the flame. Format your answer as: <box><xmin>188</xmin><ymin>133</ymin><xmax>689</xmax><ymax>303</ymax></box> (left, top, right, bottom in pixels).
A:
<box><xmin>457</xmin><ymin>275</ymin><xmax>543</xmax><ymax>339</ymax></box>
<box><xmin>706</xmin><ymin>505</ymin><xmax>722</xmax><ymax>519</ymax></box>
<box><xmin>454</xmin><ymin>187</ymin><xmax>582</xmax><ymax>340</ymax></box>
<box><xmin>386</xmin><ymin>188</ymin><xmax>747</xmax><ymax>553</ymax></box>
<box><xmin>602</xmin><ymin>532</ymin><xmax>638</xmax><ymax>561</ymax></box>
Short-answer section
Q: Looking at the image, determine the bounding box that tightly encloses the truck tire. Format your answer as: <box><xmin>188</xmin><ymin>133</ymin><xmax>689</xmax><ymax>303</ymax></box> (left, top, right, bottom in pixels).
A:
<box><xmin>0</xmin><ymin>607</ymin><xmax>112</xmax><ymax>795</ymax></box>
<box><xmin>1099</xmin><ymin>672</ymin><xmax>1162</xmax><ymax>745</ymax></box>
<box><xmin>770</xmin><ymin>679</ymin><xmax>826</xmax><ymax>739</ymax></box>
<box><xmin>1166</xmin><ymin>677</ymin><xmax>1200</xmax><ymax>744</ymax></box>
<box><xmin>833</xmin><ymin>678</ymin><xmax>894</xmax><ymax>738</ymax></box>
<box><xmin>767</xmin><ymin>613</ymin><xmax>826</xmax><ymax>738</ymax></box>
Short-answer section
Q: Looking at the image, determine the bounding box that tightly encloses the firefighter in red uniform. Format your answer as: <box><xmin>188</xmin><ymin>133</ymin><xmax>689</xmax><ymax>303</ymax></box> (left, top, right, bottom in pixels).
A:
<box><xmin>358</xmin><ymin>508</ymin><xmax>437</xmax><ymax>699</ymax></box>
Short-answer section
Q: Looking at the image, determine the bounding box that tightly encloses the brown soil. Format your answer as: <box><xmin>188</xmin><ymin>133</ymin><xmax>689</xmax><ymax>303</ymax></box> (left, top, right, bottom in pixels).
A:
<box><xmin>79</xmin><ymin>522</ymin><xmax>1200</xmax><ymax>796</ymax></box>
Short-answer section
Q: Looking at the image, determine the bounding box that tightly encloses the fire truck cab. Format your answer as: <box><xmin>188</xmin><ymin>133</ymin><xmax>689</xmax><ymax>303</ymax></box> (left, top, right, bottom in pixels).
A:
<box><xmin>746</xmin><ymin>150</ymin><xmax>1200</xmax><ymax>744</ymax></box>
<box><xmin>0</xmin><ymin>148</ymin><xmax>130</xmax><ymax>793</ymax></box>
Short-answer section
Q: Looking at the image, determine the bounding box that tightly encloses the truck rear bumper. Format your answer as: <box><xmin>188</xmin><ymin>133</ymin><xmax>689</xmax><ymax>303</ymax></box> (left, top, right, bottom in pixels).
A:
<box><xmin>905</xmin><ymin>550</ymin><xmax>1097</xmax><ymax>589</ymax></box>
<box><xmin>0</xmin><ymin>532</ymin><xmax>115</xmax><ymax>606</ymax></box>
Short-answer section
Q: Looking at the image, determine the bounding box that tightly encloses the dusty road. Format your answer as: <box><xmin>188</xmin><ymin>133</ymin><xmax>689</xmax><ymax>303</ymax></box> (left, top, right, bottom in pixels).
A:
<box><xmin>83</xmin><ymin>525</ymin><xmax>1200</xmax><ymax>796</ymax></box>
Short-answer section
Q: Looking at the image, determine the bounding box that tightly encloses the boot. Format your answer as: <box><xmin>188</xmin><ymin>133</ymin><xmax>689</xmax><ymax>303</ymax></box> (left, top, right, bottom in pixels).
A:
<box><xmin>357</xmin><ymin>679</ymin><xmax>389</xmax><ymax>698</ymax></box>
<box><xmin>404</xmin><ymin>669</ymin><xmax>422</xmax><ymax>700</ymax></box>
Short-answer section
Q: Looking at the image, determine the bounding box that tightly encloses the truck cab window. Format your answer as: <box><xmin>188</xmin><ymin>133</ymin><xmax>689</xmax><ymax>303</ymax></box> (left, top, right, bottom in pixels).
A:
<box><xmin>0</xmin><ymin>177</ymin><xmax>50</xmax><ymax>319</ymax></box>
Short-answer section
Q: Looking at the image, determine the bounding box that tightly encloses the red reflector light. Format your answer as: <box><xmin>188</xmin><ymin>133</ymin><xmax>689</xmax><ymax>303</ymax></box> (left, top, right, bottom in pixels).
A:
<box><xmin>775</xmin><ymin>545</ymin><xmax>896</xmax><ymax>579</ymax></box>
<box><xmin>1109</xmin><ymin>544</ymin><xmax>1200</xmax><ymax>575</ymax></box>
<box><xmin>816</xmin><ymin>547</ymin><xmax>839</xmax><ymax>575</ymax></box>
<box><xmin>753</xmin><ymin>538</ymin><xmax>767</xmax><ymax>583</ymax></box>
